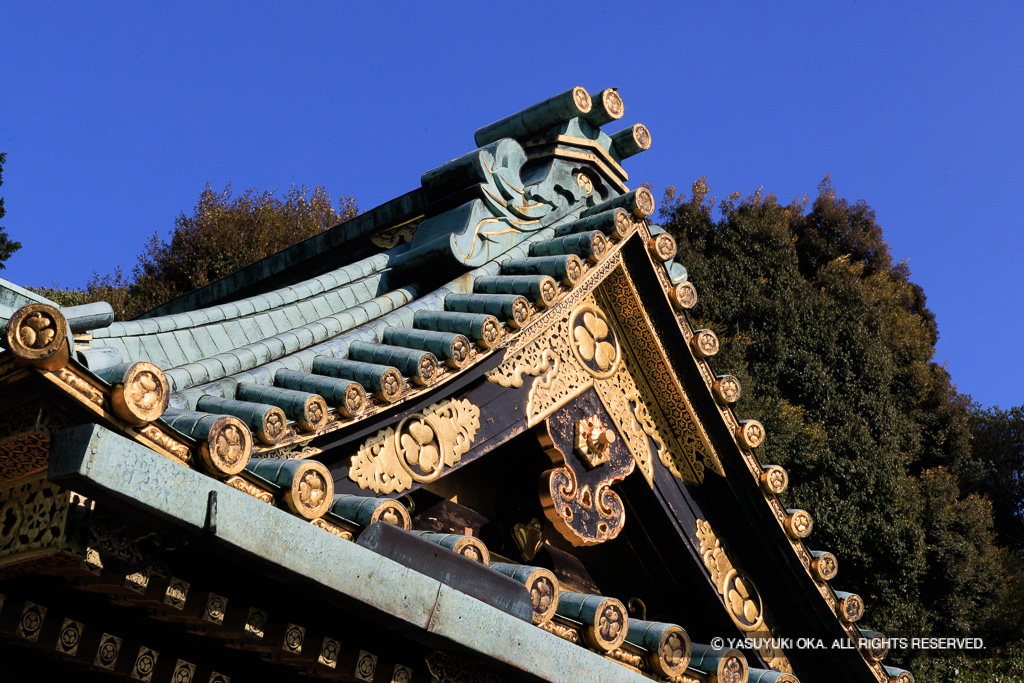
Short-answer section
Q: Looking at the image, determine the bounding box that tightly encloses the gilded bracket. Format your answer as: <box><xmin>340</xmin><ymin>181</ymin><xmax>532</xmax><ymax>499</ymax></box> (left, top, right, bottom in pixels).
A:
<box><xmin>349</xmin><ymin>398</ymin><xmax>481</xmax><ymax>494</ymax></box>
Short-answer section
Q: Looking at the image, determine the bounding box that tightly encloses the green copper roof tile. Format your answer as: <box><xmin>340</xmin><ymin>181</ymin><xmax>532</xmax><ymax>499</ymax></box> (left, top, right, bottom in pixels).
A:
<box><xmin>310</xmin><ymin>297</ymin><xmax>332</xmax><ymax>319</ymax></box>
<box><xmin>265</xmin><ymin>291</ymin><xmax>285</xmax><ymax>308</ymax></box>
<box><xmin>295</xmin><ymin>301</ymin><xmax>317</xmax><ymax>323</ymax></box>
<box><xmin>283</xmin><ymin>306</ymin><xmax>305</xmax><ymax>329</ymax></box>
<box><xmin>293</xmin><ymin>326</ymin><xmax>316</xmax><ymax>347</ymax></box>
<box><xmin>168</xmin><ymin>313</ymin><xmax>193</xmax><ymax>329</ymax></box>
<box><xmin>174</xmin><ymin>331</ymin><xmax>204</xmax><ymax>363</ymax></box>
<box><xmin>324</xmin><ymin>290</ymin><xmax>345</xmax><ymax>311</ymax></box>
<box><xmin>206</xmin><ymin>325</ymin><xmax>235</xmax><ymax>354</ymax></box>
<box><xmin>185</xmin><ymin>310</ymin><xmax>211</xmax><ymax>327</ymax></box>
<box><xmin>249</xmin><ymin>294</ymin><xmax>270</xmax><ymax>312</ymax></box>
<box><xmin>234</xmin><ymin>346</ymin><xmax>258</xmax><ymax>369</ymax></box>
<box><xmin>320</xmin><ymin>316</ymin><xmax>344</xmax><ymax>337</ymax></box>
<box><xmin>155</xmin><ymin>317</ymin><xmax>177</xmax><ymax>333</ymax></box>
<box><xmin>220</xmin><ymin>302</ymin><xmax>240</xmax><ymax>318</ymax></box>
<box><xmin>264</xmin><ymin>336</ymin><xmax>287</xmax><ymax>357</ymax></box>
<box><xmin>164</xmin><ymin>368</ymin><xmax>192</xmax><ymax>393</ymax></box>
<box><xmin>249</xmin><ymin>342</ymin><xmax>273</xmax><ymax>366</ymax></box>
<box><xmin>304</xmin><ymin>321</ymin><xmax>330</xmax><ymax>344</ymax></box>
<box><xmin>137</xmin><ymin>319</ymin><xmax>161</xmax><ymax>335</ymax></box>
<box><xmin>237</xmin><ymin>317</ymin><xmax>263</xmax><ymax>343</ymax></box>
<box><xmin>253</xmin><ymin>313</ymin><xmax>278</xmax><ymax>339</ymax></box>
<box><xmin>140</xmin><ymin>336</ymin><xmax>171</xmax><ymax>369</ymax></box>
<box><xmin>278</xmin><ymin>331</ymin><xmax>302</xmax><ymax>354</ymax></box>
<box><xmin>190</xmin><ymin>326</ymin><xmax>219</xmax><ymax>356</ymax></box>
<box><xmin>234</xmin><ymin>299</ymin><xmax>256</xmax><ymax>316</ymax></box>
<box><xmin>267</xmin><ymin>309</ymin><xmax>291</xmax><ymax>333</ymax></box>
<box><xmin>94</xmin><ymin>337</ymin><xmax>128</xmax><ymax>361</ymax></box>
<box><xmin>222</xmin><ymin>320</ymin><xmax>248</xmax><ymax>348</ymax></box>
<box><xmin>155</xmin><ymin>332</ymin><xmax>189</xmax><ymax>368</ymax></box>
<box><xmin>219</xmin><ymin>352</ymin><xmax>243</xmax><ymax>377</ymax></box>
<box><xmin>197</xmin><ymin>357</ymin><xmax>226</xmax><ymax>379</ymax></box>
<box><xmin>181</xmin><ymin>362</ymin><xmax>210</xmax><ymax>386</ymax></box>
<box><xmin>204</xmin><ymin>306</ymin><xmax>228</xmax><ymax>324</ymax></box>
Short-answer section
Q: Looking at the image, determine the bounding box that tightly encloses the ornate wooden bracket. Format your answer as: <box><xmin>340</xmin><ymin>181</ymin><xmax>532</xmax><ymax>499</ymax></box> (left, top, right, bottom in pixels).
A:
<box><xmin>536</xmin><ymin>392</ymin><xmax>633</xmax><ymax>547</ymax></box>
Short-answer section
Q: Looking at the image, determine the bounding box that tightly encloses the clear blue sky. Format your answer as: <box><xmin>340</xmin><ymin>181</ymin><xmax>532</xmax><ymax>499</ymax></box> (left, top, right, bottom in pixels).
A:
<box><xmin>2</xmin><ymin>2</ymin><xmax>1021</xmax><ymax>409</ymax></box>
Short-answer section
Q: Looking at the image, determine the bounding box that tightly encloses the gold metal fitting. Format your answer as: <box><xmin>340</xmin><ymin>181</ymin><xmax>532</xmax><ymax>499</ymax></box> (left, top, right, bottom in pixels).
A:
<box><xmin>369</xmin><ymin>500</ymin><xmax>411</xmax><ymax>529</ymax></box>
<box><xmin>283</xmin><ymin>461</ymin><xmax>334</xmax><ymax>520</ymax></box>
<box><xmin>736</xmin><ymin>420</ymin><xmax>766</xmax><ymax>449</ymax></box>
<box><xmin>5</xmin><ymin>303</ymin><xmax>69</xmax><ymax>371</ymax></box>
<box><xmin>111</xmin><ymin>362</ymin><xmax>169</xmax><ymax>425</ymax></box>
<box><xmin>199</xmin><ymin>416</ymin><xmax>252</xmax><ymax>477</ymax></box>
<box><xmin>648</xmin><ymin>233</ymin><xmax>678</xmax><ymax>262</ymax></box>
<box><xmin>759</xmin><ymin>465</ymin><xmax>788</xmax><ymax>494</ymax></box>
<box><xmin>811</xmin><ymin>551</ymin><xmax>838</xmax><ymax>581</ymax></box>
<box><xmin>671</xmin><ymin>281</ymin><xmax>698</xmax><ymax>311</ymax></box>
<box><xmin>690</xmin><ymin>329</ymin><xmax>719</xmax><ymax>358</ymax></box>
<box><xmin>713</xmin><ymin>375</ymin><xmax>742</xmax><ymax>405</ymax></box>
<box><xmin>784</xmin><ymin>509</ymin><xmax>814</xmax><ymax>539</ymax></box>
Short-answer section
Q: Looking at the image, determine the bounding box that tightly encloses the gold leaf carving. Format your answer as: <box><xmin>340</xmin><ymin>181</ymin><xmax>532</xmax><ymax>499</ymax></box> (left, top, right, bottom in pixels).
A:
<box><xmin>0</xmin><ymin>477</ymin><xmax>75</xmax><ymax>577</ymax></box>
<box><xmin>600</xmin><ymin>267</ymin><xmax>722</xmax><ymax>481</ymax></box>
<box><xmin>426</xmin><ymin>650</ymin><xmax>504</xmax><ymax>683</ymax></box>
<box><xmin>349</xmin><ymin>399</ymin><xmax>480</xmax><ymax>494</ymax></box>
<box><xmin>54</xmin><ymin>368</ymin><xmax>105</xmax><ymax>407</ymax></box>
<box><xmin>138</xmin><ymin>425</ymin><xmax>192</xmax><ymax>464</ymax></box>
<box><xmin>224</xmin><ymin>476</ymin><xmax>276</xmax><ymax>505</ymax></box>
<box><xmin>696</xmin><ymin>519</ymin><xmax>793</xmax><ymax>672</ymax></box>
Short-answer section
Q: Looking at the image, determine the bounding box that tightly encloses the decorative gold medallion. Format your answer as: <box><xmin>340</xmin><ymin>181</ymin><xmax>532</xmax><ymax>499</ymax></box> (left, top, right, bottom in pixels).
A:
<box><xmin>784</xmin><ymin>509</ymin><xmax>813</xmax><ymax>539</ymax></box>
<box><xmin>648</xmin><ymin>233</ymin><xmax>677</xmax><ymax>262</ymax></box>
<box><xmin>349</xmin><ymin>399</ymin><xmax>481</xmax><ymax>494</ymax></box>
<box><xmin>5</xmin><ymin>304</ymin><xmax>69</xmax><ymax>371</ymax></box>
<box><xmin>671</xmin><ymin>281</ymin><xmax>698</xmax><ymax>310</ymax></box>
<box><xmin>759</xmin><ymin>465</ymin><xmax>788</xmax><ymax>494</ymax></box>
<box><xmin>569</xmin><ymin>303</ymin><xmax>620</xmax><ymax>379</ymax></box>
<box><xmin>573</xmin><ymin>415</ymin><xmax>616</xmax><ymax>468</ymax></box>
<box><xmin>111</xmin><ymin>362</ymin><xmax>169</xmax><ymax>425</ymax></box>
<box><xmin>713</xmin><ymin>375</ymin><xmax>742</xmax><ymax>405</ymax></box>
<box><xmin>199</xmin><ymin>416</ymin><xmax>252</xmax><ymax>476</ymax></box>
<box><xmin>811</xmin><ymin>551</ymin><xmax>838</xmax><ymax>581</ymax></box>
<box><xmin>691</xmin><ymin>329</ymin><xmax>720</xmax><ymax>358</ymax></box>
<box><xmin>736</xmin><ymin>419</ymin><xmax>766</xmax><ymax>449</ymax></box>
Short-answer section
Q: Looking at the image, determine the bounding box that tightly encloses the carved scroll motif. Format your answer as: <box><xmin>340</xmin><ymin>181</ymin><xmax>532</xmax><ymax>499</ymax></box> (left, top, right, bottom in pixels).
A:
<box><xmin>0</xmin><ymin>476</ymin><xmax>76</xmax><ymax>577</ymax></box>
<box><xmin>349</xmin><ymin>399</ymin><xmax>480</xmax><ymax>495</ymax></box>
<box><xmin>696</xmin><ymin>519</ymin><xmax>793</xmax><ymax>673</ymax></box>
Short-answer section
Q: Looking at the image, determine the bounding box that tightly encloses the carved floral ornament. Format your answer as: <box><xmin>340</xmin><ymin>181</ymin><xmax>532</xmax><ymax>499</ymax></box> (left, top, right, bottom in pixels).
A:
<box><xmin>696</xmin><ymin>519</ymin><xmax>794</xmax><ymax>673</ymax></box>
<box><xmin>349</xmin><ymin>399</ymin><xmax>481</xmax><ymax>495</ymax></box>
<box><xmin>569</xmin><ymin>303</ymin><xmax>620</xmax><ymax>379</ymax></box>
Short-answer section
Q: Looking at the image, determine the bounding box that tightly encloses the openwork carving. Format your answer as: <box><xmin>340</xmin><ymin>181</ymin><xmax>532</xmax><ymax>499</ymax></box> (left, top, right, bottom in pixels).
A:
<box><xmin>54</xmin><ymin>368</ymin><xmax>105</xmax><ymax>407</ymax></box>
<box><xmin>0</xmin><ymin>402</ymin><xmax>71</xmax><ymax>486</ymax></box>
<box><xmin>600</xmin><ymin>268</ymin><xmax>723</xmax><ymax>482</ymax></box>
<box><xmin>349</xmin><ymin>398</ymin><xmax>481</xmax><ymax>494</ymax></box>
<box><xmin>0</xmin><ymin>477</ymin><xmax>74</xmax><ymax>576</ymax></box>
<box><xmin>537</xmin><ymin>392</ymin><xmax>633</xmax><ymax>547</ymax></box>
<box><xmin>426</xmin><ymin>650</ymin><xmax>505</xmax><ymax>683</ymax></box>
<box><xmin>312</xmin><ymin>517</ymin><xmax>354</xmax><ymax>541</ymax></box>
<box><xmin>696</xmin><ymin>519</ymin><xmax>793</xmax><ymax>673</ymax></box>
<box><xmin>5</xmin><ymin>304</ymin><xmax>69</xmax><ymax>370</ymax></box>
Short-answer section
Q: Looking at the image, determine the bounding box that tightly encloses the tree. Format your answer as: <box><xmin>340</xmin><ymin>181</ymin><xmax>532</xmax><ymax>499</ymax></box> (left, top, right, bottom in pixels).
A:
<box><xmin>0</xmin><ymin>153</ymin><xmax>23</xmax><ymax>269</ymax></box>
<box><xmin>660</xmin><ymin>176</ymin><xmax>1017</xmax><ymax>674</ymax></box>
<box><xmin>37</xmin><ymin>184</ymin><xmax>356</xmax><ymax>319</ymax></box>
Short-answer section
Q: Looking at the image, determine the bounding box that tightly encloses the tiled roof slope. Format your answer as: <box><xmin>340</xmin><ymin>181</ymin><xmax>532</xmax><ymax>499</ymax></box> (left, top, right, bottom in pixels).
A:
<box><xmin>0</xmin><ymin>87</ymin><xmax>914</xmax><ymax>683</ymax></box>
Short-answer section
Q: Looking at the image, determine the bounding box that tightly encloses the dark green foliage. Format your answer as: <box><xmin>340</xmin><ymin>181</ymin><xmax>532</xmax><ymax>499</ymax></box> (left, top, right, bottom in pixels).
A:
<box><xmin>33</xmin><ymin>185</ymin><xmax>356</xmax><ymax>319</ymax></box>
<box><xmin>661</xmin><ymin>176</ymin><xmax>1019</xmax><ymax>672</ymax></box>
<box><xmin>0</xmin><ymin>152</ymin><xmax>24</xmax><ymax>269</ymax></box>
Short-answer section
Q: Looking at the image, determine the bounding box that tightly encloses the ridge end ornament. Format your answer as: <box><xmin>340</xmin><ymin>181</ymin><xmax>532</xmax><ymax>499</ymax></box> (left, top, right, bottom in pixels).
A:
<box><xmin>349</xmin><ymin>398</ymin><xmax>481</xmax><ymax>495</ymax></box>
<box><xmin>5</xmin><ymin>304</ymin><xmax>70</xmax><ymax>371</ymax></box>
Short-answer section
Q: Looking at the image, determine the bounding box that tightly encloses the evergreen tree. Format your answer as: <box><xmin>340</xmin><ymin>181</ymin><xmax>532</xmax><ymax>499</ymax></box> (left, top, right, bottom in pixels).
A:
<box><xmin>661</xmin><ymin>177</ymin><xmax>1016</xmax><ymax>673</ymax></box>
<box><xmin>0</xmin><ymin>153</ymin><xmax>23</xmax><ymax>269</ymax></box>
